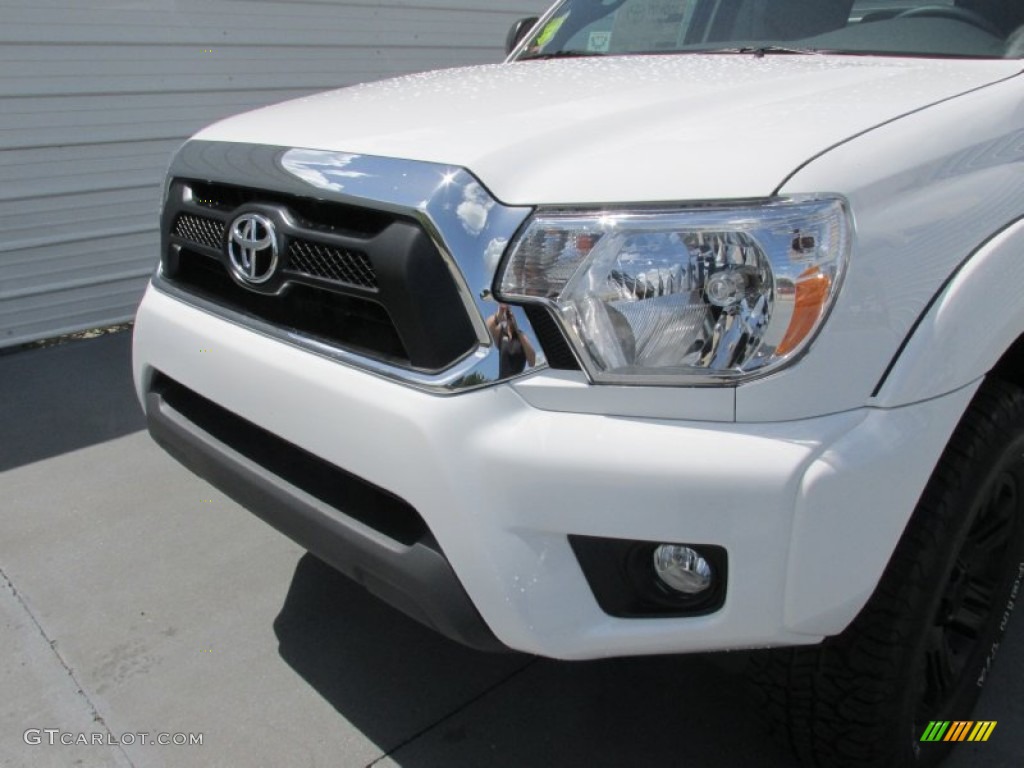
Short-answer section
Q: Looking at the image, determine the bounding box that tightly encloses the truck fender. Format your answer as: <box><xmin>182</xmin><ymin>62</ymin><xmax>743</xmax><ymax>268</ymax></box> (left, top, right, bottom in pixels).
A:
<box><xmin>783</xmin><ymin>217</ymin><xmax>1024</xmax><ymax>636</ymax></box>
<box><xmin>873</xmin><ymin>216</ymin><xmax>1024</xmax><ymax>408</ymax></box>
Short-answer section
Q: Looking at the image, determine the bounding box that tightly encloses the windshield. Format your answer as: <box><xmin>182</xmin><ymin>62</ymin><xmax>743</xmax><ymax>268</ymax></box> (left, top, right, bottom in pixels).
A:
<box><xmin>514</xmin><ymin>0</ymin><xmax>1024</xmax><ymax>59</ymax></box>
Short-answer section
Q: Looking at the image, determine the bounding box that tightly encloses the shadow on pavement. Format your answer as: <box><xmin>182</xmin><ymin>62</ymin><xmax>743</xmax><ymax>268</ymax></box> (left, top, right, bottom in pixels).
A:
<box><xmin>274</xmin><ymin>553</ymin><xmax>797</xmax><ymax>768</ymax></box>
<box><xmin>0</xmin><ymin>331</ymin><xmax>146</xmax><ymax>472</ymax></box>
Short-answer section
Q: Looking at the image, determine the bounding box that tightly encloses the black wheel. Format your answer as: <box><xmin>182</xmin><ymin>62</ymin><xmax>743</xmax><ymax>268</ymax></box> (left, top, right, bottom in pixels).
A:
<box><xmin>750</xmin><ymin>377</ymin><xmax>1024</xmax><ymax>767</ymax></box>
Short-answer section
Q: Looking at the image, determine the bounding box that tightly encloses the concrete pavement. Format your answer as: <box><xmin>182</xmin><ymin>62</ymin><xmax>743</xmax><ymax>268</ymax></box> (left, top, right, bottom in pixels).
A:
<box><xmin>0</xmin><ymin>331</ymin><xmax>1020</xmax><ymax>767</ymax></box>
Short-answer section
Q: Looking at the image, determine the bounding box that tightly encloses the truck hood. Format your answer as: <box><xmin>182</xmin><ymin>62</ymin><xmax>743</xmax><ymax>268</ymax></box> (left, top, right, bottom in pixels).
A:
<box><xmin>195</xmin><ymin>55</ymin><xmax>1022</xmax><ymax>205</ymax></box>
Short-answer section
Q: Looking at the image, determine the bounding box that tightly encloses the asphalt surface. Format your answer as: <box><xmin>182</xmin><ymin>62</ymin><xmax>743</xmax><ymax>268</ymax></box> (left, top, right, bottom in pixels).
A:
<box><xmin>0</xmin><ymin>331</ymin><xmax>1021</xmax><ymax>768</ymax></box>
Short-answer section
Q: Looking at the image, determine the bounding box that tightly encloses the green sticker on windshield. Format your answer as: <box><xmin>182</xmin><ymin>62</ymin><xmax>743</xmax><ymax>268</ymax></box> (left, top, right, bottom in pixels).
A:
<box><xmin>535</xmin><ymin>14</ymin><xmax>567</xmax><ymax>48</ymax></box>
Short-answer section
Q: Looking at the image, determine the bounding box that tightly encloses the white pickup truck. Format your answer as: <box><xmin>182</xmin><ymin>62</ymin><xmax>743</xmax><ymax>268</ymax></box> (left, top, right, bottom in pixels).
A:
<box><xmin>133</xmin><ymin>1</ymin><xmax>1024</xmax><ymax>765</ymax></box>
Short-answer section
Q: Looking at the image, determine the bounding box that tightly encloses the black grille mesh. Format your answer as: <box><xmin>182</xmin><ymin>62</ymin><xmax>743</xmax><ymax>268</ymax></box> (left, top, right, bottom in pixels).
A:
<box><xmin>171</xmin><ymin>213</ymin><xmax>378</xmax><ymax>291</ymax></box>
<box><xmin>173</xmin><ymin>214</ymin><xmax>224</xmax><ymax>250</ymax></box>
<box><xmin>524</xmin><ymin>304</ymin><xmax>580</xmax><ymax>371</ymax></box>
<box><xmin>288</xmin><ymin>240</ymin><xmax>378</xmax><ymax>290</ymax></box>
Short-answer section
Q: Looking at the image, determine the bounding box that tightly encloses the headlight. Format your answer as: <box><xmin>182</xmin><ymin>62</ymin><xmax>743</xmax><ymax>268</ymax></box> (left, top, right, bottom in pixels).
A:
<box><xmin>496</xmin><ymin>197</ymin><xmax>849</xmax><ymax>385</ymax></box>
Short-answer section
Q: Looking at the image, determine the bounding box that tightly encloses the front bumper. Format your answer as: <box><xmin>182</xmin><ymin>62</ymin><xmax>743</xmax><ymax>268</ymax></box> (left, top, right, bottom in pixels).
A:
<box><xmin>134</xmin><ymin>285</ymin><xmax>977</xmax><ymax>659</ymax></box>
<box><xmin>146</xmin><ymin>373</ymin><xmax>506</xmax><ymax>651</ymax></box>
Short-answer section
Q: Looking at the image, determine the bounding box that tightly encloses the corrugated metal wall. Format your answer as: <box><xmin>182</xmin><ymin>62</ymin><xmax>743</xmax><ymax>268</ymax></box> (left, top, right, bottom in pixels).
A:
<box><xmin>0</xmin><ymin>0</ymin><xmax>547</xmax><ymax>347</ymax></box>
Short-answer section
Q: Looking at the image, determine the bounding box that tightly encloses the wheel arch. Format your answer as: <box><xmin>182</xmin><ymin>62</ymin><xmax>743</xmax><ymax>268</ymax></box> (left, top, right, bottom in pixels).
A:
<box><xmin>989</xmin><ymin>331</ymin><xmax>1024</xmax><ymax>389</ymax></box>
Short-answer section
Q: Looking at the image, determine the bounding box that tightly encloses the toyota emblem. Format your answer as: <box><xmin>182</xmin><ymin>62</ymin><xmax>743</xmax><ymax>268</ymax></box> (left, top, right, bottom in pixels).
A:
<box><xmin>227</xmin><ymin>213</ymin><xmax>279</xmax><ymax>284</ymax></box>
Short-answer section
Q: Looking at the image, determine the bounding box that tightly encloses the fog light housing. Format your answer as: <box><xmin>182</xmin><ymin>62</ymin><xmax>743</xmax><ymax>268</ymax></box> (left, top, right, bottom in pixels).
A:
<box><xmin>653</xmin><ymin>544</ymin><xmax>713</xmax><ymax>595</ymax></box>
<box><xmin>569</xmin><ymin>535</ymin><xmax>728</xmax><ymax>617</ymax></box>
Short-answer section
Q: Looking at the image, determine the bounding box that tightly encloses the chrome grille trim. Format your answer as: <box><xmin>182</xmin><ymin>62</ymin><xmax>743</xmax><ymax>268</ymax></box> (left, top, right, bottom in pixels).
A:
<box><xmin>152</xmin><ymin>273</ymin><xmax>494</xmax><ymax>394</ymax></box>
<box><xmin>159</xmin><ymin>141</ymin><xmax>547</xmax><ymax>393</ymax></box>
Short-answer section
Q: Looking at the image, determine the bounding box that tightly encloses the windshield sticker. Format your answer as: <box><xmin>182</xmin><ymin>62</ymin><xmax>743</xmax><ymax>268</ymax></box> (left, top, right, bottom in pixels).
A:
<box><xmin>588</xmin><ymin>30</ymin><xmax>612</xmax><ymax>52</ymax></box>
<box><xmin>612</xmin><ymin>0</ymin><xmax>697</xmax><ymax>51</ymax></box>
<box><xmin>535</xmin><ymin>14</ymin><xmax>567</xmax><ymax>48</ymax></box>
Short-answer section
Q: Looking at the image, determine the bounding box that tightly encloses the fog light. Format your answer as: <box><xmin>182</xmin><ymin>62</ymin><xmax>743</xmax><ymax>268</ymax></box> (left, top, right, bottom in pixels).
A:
<box><xmin>653</xmin><ymin>544</ymin><xmax>713</xmax><ymax>595</ymax></box>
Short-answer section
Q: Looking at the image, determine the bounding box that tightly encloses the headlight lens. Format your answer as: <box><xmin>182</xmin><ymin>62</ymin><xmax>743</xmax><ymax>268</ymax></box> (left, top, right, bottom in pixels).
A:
<box><xmin>496</xmin><ymin>197</ymin><xmax>849</xmax><ymax>384</ymax></box>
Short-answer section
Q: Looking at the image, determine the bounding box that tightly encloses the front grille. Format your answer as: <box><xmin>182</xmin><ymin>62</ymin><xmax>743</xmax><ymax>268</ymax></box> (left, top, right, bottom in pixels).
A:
<box><xmin>171</xmin><ymin>248</ymin><xmax>409</xmax><ymax>365</ymax></box>
<box><xmin>162</xmin><ymin>179</ymin><xmax>478</xmax><ymax>372</ymax></box>
<box><xmin>287</xmin><ymin>240</ymin><xmax>377</xmax><ymax>290</ymax></box>
<box><xmin>173</xmin><ymin>212</ymin><xmax>379</xmax><ymax>291</ymax></box>
<box><xmin>173</xmin><ymin>214</ymin><xmax>224</xmax><ymax>250</ymax></box>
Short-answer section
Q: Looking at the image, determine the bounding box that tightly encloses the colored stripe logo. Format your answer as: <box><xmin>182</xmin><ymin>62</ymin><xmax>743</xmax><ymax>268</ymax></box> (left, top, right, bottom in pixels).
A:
<box><xmin>920</xmin><ymin>721</ymin><xmax>997</xmax><ymax>742</ymax></box>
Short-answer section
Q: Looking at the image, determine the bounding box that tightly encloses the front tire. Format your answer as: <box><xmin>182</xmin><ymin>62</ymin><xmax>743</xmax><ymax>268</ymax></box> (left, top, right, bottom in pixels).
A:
<box><xmin>751</xmin><ymin>377</ymin><xmax>1024</xmax><ymax>767</ymax></box>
